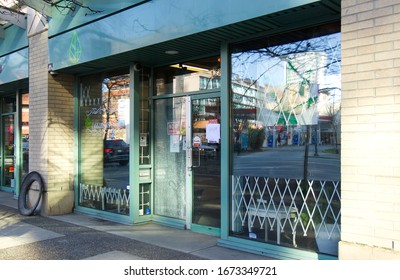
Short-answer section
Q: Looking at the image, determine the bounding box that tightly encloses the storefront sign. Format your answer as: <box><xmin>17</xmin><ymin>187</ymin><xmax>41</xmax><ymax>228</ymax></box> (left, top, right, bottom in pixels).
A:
<box><xmin>193</xmin><ymin>136</ymin><xmax>201</xmax><ymax>147</ymax></box>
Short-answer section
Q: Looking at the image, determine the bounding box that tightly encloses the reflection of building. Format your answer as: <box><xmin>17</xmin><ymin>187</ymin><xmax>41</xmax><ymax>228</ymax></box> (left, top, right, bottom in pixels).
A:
<box><xmin>232</xmin><ymin>79</ymin><xmax>260</xmax><ymax>123</ymax></box>
<box><xmin>285</xmin><ymin>52</ymin><xmax>327</xmax><ymax>85</ymax></box>
<box><xmin>165</xmin><ymin>66</ymin><xmax>341</xmax><ymax>148</ymax></box>
<box><xmin>232</xmin><ymin>50</ymin><xmax>339</xmax><ymax>147</ymax></box>
<box><xmin>174</xmin><ymin>71</ymin><xmax>221</xmax><ymax>92</ymax></box>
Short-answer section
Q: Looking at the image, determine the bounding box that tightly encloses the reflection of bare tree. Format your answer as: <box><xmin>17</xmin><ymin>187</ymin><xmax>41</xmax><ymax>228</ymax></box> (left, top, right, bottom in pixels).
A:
<box><xmin>102</xmin><ymin>75</ymin><xmax>129</xmax><ymax>143</ymax></box>
<box><xmin>11</xmin><ymin>0</ymin><xmax>103</xmax><ymax>16</ymax></box>
<box><xmin>231</xmin><ymin>32</ymin><xmax>341</xmax><ymax>181</ymax></box>
<box><xmin>326</xmin><ymin>100</ymin><xmax>341</xmax><ymax>154</ymax></box>
<box><xmin>52</xmin><ymin>0</ymin><xmax>103</xmax><ymax>15</ymax></box>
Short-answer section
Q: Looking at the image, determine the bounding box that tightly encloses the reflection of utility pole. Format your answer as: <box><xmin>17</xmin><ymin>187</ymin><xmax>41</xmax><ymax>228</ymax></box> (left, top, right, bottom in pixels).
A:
<box><xmin>303</xmin><ymin>125</ymin><xmax>310</xmax><ymax>181</ymax></box>
<box><xmin>103</xmin><ymin>80</ymin><xmax>113</xmax><ymax>143</ymax></box>
<box><xmin>314</xmin><ymin>125</ymin><xmax>319</xmax><ymax>156</ymax></box>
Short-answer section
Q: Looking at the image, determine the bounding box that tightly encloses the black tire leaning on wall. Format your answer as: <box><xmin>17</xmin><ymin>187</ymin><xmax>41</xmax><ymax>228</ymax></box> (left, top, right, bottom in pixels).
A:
<box><xmin>18</xmin><ymin>171</ymin><xmax>44</xmax><ymax>216</ymax></box>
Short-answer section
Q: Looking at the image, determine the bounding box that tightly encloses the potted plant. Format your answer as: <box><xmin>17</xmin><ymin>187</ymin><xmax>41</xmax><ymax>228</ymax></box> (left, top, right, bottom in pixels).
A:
<box><xmin>247</xmin><ymin>126</ymin><xmax>266</xmax><ymax>151</ymax></box>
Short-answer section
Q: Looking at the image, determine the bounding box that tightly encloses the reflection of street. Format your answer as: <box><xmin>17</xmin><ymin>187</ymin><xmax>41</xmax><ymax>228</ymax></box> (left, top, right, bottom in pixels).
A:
<box><xmin>193</xmin><ymin>149</ymin><xmax>221</xmax><ymax>228</ymax></box>
<box><xmin>103</xmin><ymin>163</ymin><xmax>130</xmax><ymax>189</ymax></box>
<box><xmin>233</xmin><ymin>145</ymin><xmax>340</xmax><ymax>181</ymax></box>
<box><xmin>193</xmin><ymin>174</ymin><xmax>220</xmax><ymax>227</ymax></box>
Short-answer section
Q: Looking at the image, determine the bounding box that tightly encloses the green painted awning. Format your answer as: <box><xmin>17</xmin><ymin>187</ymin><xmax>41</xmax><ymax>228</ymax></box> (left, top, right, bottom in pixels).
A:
<box><xmin>48</xmin><ymin>0</ymin><xmax>340</xmax><ymax>73</ymax></box>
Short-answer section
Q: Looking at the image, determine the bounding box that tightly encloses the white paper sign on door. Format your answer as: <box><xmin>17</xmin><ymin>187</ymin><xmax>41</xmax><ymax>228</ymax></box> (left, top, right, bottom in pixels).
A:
<box><xmin>206</xmin><ymin>123</ymin><xmax>220</xmax><ymax>143</ymax></box>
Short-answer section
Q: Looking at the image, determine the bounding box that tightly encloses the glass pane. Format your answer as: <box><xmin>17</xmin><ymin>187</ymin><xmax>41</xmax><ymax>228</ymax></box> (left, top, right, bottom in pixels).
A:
<box><xmin>3</xmin><ymin>96</ymin><xmax>16</xmax><ymax>113</ymax></box>
<box><xmin>192</xmin><ymin>98</ymin><xmax>221</xmax><ymax>228</ymax></box>
<box><xmin>153</xmin><ymin>97</ymin><xmax>186</xmax><ymax>219</ymax></box>
<box><xmin>3</xmin><ymin>114</ymin><xmax>15</xmax><ymax>187</ymax></box>
<box><xmin>79</xmin><ymin>71</ymin><xmax>130</xmax><ymax>215</ymax></box>
<box><xmin>139</xmin><ymin>69</ymin><xmax>151</xmax><ymax>165</ymax></box>
<box><xmin>230</xmin><ymin>31</ymin><xmax>341</xmax><ymax>256</ymax></box>
<box><xmin>21</xmin><ymin>93</ymin><xmax>29</xmax><ymax>178</ymax></box>
<box><xmin>154</xmin><ymin>56</ymin><xmax>221</xmax><ymax>95</ymax></box>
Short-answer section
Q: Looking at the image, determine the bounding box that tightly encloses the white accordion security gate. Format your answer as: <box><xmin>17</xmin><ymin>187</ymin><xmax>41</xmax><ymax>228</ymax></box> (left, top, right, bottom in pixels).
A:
<box><xmin>231</xmin><ymin>175</ymin><xmax>341</xmax><ymax>255</ymax></box>
<box><xmin>79</xmin><ymin>183</ymin><xmax>130</xmax><ymax>215</ymax></box>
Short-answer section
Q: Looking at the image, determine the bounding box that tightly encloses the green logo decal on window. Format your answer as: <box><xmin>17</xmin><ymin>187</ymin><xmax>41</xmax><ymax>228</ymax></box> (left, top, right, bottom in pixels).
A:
<box><xmin>85</xmin><ymin>115</ymin><xmax>92</xmax><ymax>129</ymax></box>
<box><xmin>69</xmin><ymin>32</ymin><xmax>82</xmax><ymax>64</ymax></box>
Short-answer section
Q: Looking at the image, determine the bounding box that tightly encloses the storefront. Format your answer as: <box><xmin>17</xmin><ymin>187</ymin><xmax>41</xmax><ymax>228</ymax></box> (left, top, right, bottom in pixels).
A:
<box><xmin>0</xmin><ymin>92</ymin><xmax>30</xmax><ymax>195</ymax></box>
<box><xmin>4</xmin><ymin>0</ymin><xmax>400</xmax><ymax>261</ymax></box>
<box><xmin>1</xmin><ymin>0</ymin><xmax>345</xmax><ymax>259</ymax></box>
<box><xmin>0</xmin><ymin>23</ymin><xmax>29</xmax><ymax>197</ymax></box>
<box><xmin>68</xmin><ymin>12</ymin><xmax>341</xmax><ymax>259</ymax></box>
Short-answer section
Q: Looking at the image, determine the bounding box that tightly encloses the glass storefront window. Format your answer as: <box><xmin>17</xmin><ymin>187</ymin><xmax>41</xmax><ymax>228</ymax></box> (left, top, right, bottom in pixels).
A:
<box><xmin>230</xmin><ymin>30</ymin><xmax>341</xmax><ymax>256</ymax></box>
<box><xmin>2</xmin><ymin>113</ymin><xmax>15</xmax><ymax>187</ymax></box>
<box><xmin>21</xmin><ymin>93</ymin><xmax>29</xmax><ymax>178</ymax></box>
<box><xmin>78</xmin><ymin>70</ymin><xmax>130</xmax><ymax>215</ymax></box>
<box><xmin>139</xmin><ymin>69</ymin><xmax>151</xmax><ymax>165</ymax></box>
<box><xmin>153</xmin><ymin>97</ymin><xmax>186</xmax><ymax>219</ymax></box>
<box><xmin>0</xmin><ymin>96</ymin><xmax>17</xmax><ymax>188</ymax></box>
<box><xmin>154</xmin><ymin>56</ymin><xmax>220</xmax><ymax>95</ymax></box>
<box><xmin>3</xmin><ymin>96</ymin><xmax>16</xmax><ymax>113</ymax></box>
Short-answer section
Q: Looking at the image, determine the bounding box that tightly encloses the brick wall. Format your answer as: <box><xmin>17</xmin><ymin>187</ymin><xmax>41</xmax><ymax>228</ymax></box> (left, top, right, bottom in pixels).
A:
<box><xmin>340</xmin><ymin>0</ymin><xmax>400</xmax><ymax>259</ymax></box>
<box><xmin>29</xmin><ymin>30</ymin><xmax>75</xmax><ymax>215</ymax></box>
<box><xmin>29</xmin><ymin>31</ymin><xmax>49</xmax><ymax>176</ymax></box>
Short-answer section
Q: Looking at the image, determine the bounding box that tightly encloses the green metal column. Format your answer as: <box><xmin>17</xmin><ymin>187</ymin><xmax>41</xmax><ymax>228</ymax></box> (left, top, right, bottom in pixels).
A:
<box><xmin>130</xmin><ymin>64</ymin><xmax>141</xmax><ymax>223</ymax></box>
<box><xmin>220</xmin><ymin>42</ymin><xmax>231</xmax><ymax>240</ymax></box>
<box><xmin>73</xmin><ymin>77</ymin><xmax>80</xmax><ymax>212</ymax></box>
<box><xmin>14</xmin><ymin>91</ymin><xmax>21</xmax><ymax>198</ymax></box>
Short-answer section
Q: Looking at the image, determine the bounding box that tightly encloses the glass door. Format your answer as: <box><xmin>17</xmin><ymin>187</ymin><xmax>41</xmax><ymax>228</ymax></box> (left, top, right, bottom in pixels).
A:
<box><xmin>187</xmin><ymin>96</ymin><xmax>221</xmax><ymax>230</ymax></box>
<box><xmin>2</xmin><ymin>114</ymin><xmax>15</xmax><ymax>188</ymax></box>
<box><xmin>153</xmin><ymin>95</ymin><xmax>221</xmax><ymax>231</ymax></box>
<box><xmin>153</xmin><ymin>56</ymin><xmax>221</xmax><ymax>229</ymax></box>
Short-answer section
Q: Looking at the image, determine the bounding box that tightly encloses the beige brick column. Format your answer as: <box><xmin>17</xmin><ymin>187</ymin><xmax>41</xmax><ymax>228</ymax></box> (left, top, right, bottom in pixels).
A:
<box><xmin>29</xmin><ymin>30</ymin><xmax>74</xmax><ymax>215</ymax></box>
<box><xmin>340</xmin><ymin>0</ymin><xmax>400</xmax><ymax>259</ymax></box>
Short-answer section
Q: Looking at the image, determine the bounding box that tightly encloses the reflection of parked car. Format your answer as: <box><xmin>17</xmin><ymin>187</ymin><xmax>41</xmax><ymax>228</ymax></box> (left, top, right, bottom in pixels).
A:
<box><xmin>196</xmin><ymin>143</ymin><xmax>219</xmax><ymax>158</ymax></box>
<box><xmin>104</xmin><ymin>139</ymin><xmax>129</xmax><ymax>166</ymax></box>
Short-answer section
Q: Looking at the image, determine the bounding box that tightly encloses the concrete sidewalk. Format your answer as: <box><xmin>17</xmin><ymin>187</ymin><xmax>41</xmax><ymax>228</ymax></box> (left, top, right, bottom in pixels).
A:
<box><xmin>0</xmin><ymin>191</ymin><xmax>272</xmax><ymax>260</ymax></box>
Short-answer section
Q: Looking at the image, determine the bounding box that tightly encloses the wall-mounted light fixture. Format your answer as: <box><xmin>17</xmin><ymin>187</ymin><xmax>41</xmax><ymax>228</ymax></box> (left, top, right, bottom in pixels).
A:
<box><xmin>48</xmin><ymin>63</ymin><xmax>58</xmax><ymax>77</ymax></box>
<box><xmin>133</xmin><ymin>63</ymin><xmax>142</xmax><ymax>72</ymax></box>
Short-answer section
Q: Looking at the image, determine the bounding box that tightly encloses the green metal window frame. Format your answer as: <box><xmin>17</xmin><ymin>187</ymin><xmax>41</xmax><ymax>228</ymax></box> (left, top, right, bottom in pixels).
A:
<box><xmin>73</xmin><ymin>67</ymin><xmax>134</xmax><ymax>225</ymax></box>
<box><xmin>0</xmin><ymin>93</ymin><xmax>24</xmax><ymax>197</ymax></box>
<box><xmin>217</xmin><ymin>34</ymin><xmax>340</xmax><ymax>261</ymax></box>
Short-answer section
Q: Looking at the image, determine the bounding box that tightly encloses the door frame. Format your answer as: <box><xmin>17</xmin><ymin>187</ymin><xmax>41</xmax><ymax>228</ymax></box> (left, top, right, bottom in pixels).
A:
<box><xmin>0</xmin><ymin>94</ymin><xmax>20</xmax><ymax>193</ymax></box>
<box><xmin>185</xmin><ymin>92</ymin><xmax>221</xmax><ymax>235</ymax></box>
<box><xmin>149</xmin><ymin>46</ymin><xmax>230</xmax><ymax>236</ymax></box>
<box><xmin>151</xmin><ymin>90</ymin><xmax>221</xmax><ymax>232</ymax></box>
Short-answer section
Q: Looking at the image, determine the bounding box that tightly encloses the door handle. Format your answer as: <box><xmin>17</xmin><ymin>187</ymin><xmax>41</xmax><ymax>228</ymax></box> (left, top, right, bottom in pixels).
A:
<box><xmin>192</xmin><ymin>148</ymin><xmax>201</xmax><ymax>168</ymax></box>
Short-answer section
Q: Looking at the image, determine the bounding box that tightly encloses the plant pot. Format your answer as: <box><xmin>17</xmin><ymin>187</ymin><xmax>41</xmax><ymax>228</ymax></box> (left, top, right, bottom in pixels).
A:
<box><xmin>315</xmin><ymin>223</ymin><xmax>340</xmax><ymax>256</ymax></box>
